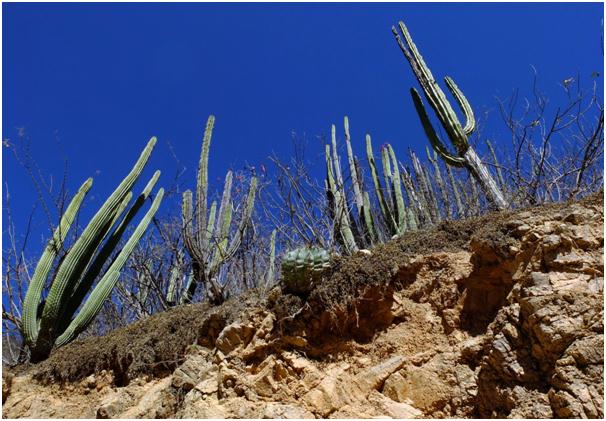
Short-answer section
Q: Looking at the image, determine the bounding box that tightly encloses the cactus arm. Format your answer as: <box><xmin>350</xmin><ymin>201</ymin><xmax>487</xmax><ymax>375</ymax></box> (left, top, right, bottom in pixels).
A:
<box><xmin>182</xmin><ymin>190</ymin><xmax>199</xmax><ymax>262</ymax></box>
<box><xmin>196</xmin><ymin>116</ymin><xmax>214</xmax><ymax>248</ymax></box>
<box><xmin>381</xmin><ymin>146</ymin><xmax>394</xmax><ymax>211</ymax></box>
<box><xmin>204</xmin><ymin>200</ymin><xmax>218</xmax><ymax>252</ymax></box>
<box><xmin>366</xmin><ymin>135</ymin><xmax>396</xmax><ymax>233</ymax></box>
<box><xmin>393</xmin><ymin>22</ymin><xmax>468</xmax><ymax>150</ymax></box>
<box><xmin>444</xmin><ymin>76</ymin><xmax>476</xmax><ymax>137</ymax></box>
<box><xmin>331</xmin><ymin>125</ymin><xmax>344</xmax><ymax>190</ymax></box>
<box><xmin>265</xmin><ymin>229</ymin><xmax>277</xmax><ymax>286</ymax></box>
<box><xmin>60</xmin><ymin>171</ymin><xmax>161</xmax><ymax>328</ymax></box>
<box><xmin>344</xmin><ymin>117</ymin><xmax>364</xmax><ymax>212</ymax></box>
<box><xmin>37</xmin><ymin>137</ymin><xmax>157</xmax><ymax>351</ymax></box>
<box><xmin>387</xmin><ymin>144</ymin><xmax>407</xmax><ymax>233</ymax></box>
<box><xmin>213</xmin><ymin>171</ymin><xmax>233</xmax><ymax>242</ymax></box>
<box><xmin>166</xmin><ymin>269</ymin><xmax>178</xmax><ymax>306</ymax></box>
<box><xmin>362</xmin><ymin>191</ymin><xmax>379</xmax><ymax>243</ymax></box>
<box><xmin>210</xmin><ymin>201</ymin><xmax>232</xmax><ymax>277</ymax></box>
<box><xmin>55</xmin><ymin>191</ymin><xmax>132</xmax><ymax>332</ymax></box>
<box><xmin>326</xmin><ymin>144</ymin><xmax>357</xmax><ymax>254</ymax></box>
<box><xmin>410</xmin><ymin>88</ymin><xmax>466</xmax><ymax>168</ymax></box>
<box><xmin>22</xmin><ymin>177</ymin><xmax>93</xmax><ymax>347</ymax></box>
<box><xmin>56</xmin><ymin>188</ymin><xmax>164</xmax><ymax>347</ymax></box>
<box><xmin>179</xmin><ymin>270</ymin><xmax>195</xmax><ymax>305</ymax></box>
<box><xmin>225</xmin><ymin>177</ymin><xmax>257</xmax><ymax>257</ymax></box>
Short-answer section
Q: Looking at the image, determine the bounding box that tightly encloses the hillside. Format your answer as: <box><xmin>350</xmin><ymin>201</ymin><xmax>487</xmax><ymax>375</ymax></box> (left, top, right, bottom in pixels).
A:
<box><xmin>2</xmin><ymin>193</ymin><xmax>603</xmax><ymax>418</ymax></box>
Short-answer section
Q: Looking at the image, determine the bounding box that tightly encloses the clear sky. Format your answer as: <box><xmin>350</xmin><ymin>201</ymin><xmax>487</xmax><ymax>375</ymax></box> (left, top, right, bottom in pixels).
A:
<box><xmin>3</xmin><ymin>2</ymin><xmax>604</xmax><ymax>255</ymax></box>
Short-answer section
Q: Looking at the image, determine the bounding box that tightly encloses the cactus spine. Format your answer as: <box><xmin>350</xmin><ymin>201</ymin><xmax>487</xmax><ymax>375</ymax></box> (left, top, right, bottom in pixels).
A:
<box><xmin>392</xmin><ymin>21</ymin><xmax>509</xmax><ymax>210</ymax></box>
<box><xmin>23</xmin><ymin>138</ymin><xmax>163</xmax><ymax>361</ymax></box>
<box><xmin>182</xmin><ymin>115</ymin><xmax>257</xmax><ymax>305</ymax></box>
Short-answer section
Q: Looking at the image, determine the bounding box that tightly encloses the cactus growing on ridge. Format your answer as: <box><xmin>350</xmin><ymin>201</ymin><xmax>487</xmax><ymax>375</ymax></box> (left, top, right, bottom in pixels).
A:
<box><xmin>281</xmin><ymin>246</ymin><xmax>331</xmax><ymax>295</ymax></box>
<box><xmin>392</xmin><ymin>21</ymin><xmax>509</xmax><ymax>210</ymax></box>
<box><xmin>181</xmin><ymin>115</ymin><xmax>257</xmax><ymax>305</ymax></box>
<box><xmin>22</xmin><ymin>138</ymin><xmax>164</xmax><ymax>362</ymax></box>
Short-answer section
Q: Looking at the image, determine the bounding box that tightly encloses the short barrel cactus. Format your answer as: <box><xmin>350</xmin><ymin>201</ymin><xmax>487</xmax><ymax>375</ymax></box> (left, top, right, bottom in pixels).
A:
<box><xmin>281</xmin><ymin>247</ymin><xmax>331</xmax><ymax>295</ymax></box>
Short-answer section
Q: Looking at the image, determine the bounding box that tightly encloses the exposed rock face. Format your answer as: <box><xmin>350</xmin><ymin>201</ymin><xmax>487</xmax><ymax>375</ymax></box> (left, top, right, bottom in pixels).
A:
<box><xmin>3</xmin><ymin>197</ymin><xmax>603</xmax><ymax>418</ymax></box>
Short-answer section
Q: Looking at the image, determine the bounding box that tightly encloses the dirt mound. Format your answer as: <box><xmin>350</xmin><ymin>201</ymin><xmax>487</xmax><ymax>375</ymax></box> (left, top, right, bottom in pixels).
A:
<box><xmin>29</xmin><ymin>290</ymin><xmax>264</xmax><ymax>384</ymax></box>
<box><xmin>3</xmin><ymin>192</ymin><xmax>603</xmax><ymax>418</ymax></box>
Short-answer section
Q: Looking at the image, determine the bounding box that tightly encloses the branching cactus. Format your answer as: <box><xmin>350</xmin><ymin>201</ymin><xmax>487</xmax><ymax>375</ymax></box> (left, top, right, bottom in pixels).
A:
<box><xmin>182</xmin><ymin>115</ymin><xmax>257</xmax><ymax>305</ymax></box>
<box><xmin>392</xmin><ymin>21</ymin><xmax>509</xmax><ymax>210</ymax></box>
<box><xmin>281</xmin><ymin>247</ymin><xmax>331</xmax><ymax>295</ymax></box>
<box><xmin>22</xmin><ymin>138</ymin><xmax>164</xmax><ymax>362</ymax></box>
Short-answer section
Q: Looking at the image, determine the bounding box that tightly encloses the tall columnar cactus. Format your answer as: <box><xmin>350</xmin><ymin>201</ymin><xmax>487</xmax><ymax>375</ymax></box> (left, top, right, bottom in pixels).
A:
<box><xmin>22</xmin><ymin>138</ymin><xmax>163</xmax><ymax>362</ymax></box>
<box><xmin>182</xmin><ymin>115</ymin><xmax>257</xmax><ymax>305</ymax></box>
<box><xmin>264</xmin><ymin>229</ymin><xmax>277</xmax><ymax>287</ymax></box>
<box><xmin>281</xmin><ymin>246</ymin><xmax>331</xmax><ymax>296</ymax></box>
<box><xmin>366</xmin><ymin>136</ymin><xmax>412</xmax><ymax>237</ymax></box>
<box><xmin>392</xmin><ymin>21</ymin><xmax>509</xmax><ymax>210</ymax></box>
<box><xmin>325</xmin><ymin>133</ymin><xmax>359</xmax><ymax>254</ymax></box>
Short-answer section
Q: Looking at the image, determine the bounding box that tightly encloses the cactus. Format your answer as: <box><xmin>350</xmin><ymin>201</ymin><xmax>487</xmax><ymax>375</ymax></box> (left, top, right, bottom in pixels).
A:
<box><xmin>344</xmin><ymin>118</ymin><xmax>379</xmax><ymax>245</ymax></box>
<box><xmin>281</xmin><ymin>247</ymin><xmax>331</xmax><ymax>295</ymax></box>
<box><xmin>366</xmin><ymin>136</ymin><xmax>411</xmax><ymax>237</ymax></box>
<box><xmin>264</xmin><ymin>229</ymin><xmax>277</xmax><ymax>287</ymax></box>
<box><xmin>22</xmin><ymin>138</ymin><xmax>163</xmax><ymax>362</ymax></box>
<box><xmin>325</xmin><ymin>135</ymin><xmax>359</xmax><ymax>254</ymax></box>
<box><xmin>182</xmin><ymin>116</ymin><xmax>257</xmax><ymax>305</ymax></box>
<box><xmin>426</xmin><ymin>146</ymin><xmax>452</xmax><ymax>220</ymax></box>
<box><xmin>392</xmin><ymin>21</ymin><xmax>509</xmax><ymax>210</ymax></box>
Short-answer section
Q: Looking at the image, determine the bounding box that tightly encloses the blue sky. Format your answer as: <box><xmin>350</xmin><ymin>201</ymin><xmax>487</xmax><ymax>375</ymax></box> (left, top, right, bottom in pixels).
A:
<box><xmin>3</xmin><ymin>2</ymin><xmax>604</xmax><ymax>254</ymax></box>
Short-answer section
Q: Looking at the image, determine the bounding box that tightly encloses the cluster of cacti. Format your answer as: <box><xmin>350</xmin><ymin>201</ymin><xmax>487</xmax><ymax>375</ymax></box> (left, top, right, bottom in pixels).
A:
<box><xmin>12</xmin><ymin>18</ymin><xmax>552</xmax><ymax>364</ymax></box>
<box><xmin>325</xmin><ymin>117</ymin><xmax>421</xmax><ymax>254</ymax></box>
<box><xmin>392</xmin><ymin>21</ymin><xmax>509</xmax><ymax>210</ymax></box>
<box><xmin>325</xmin><ymin>120</ymin><xmax>363</xmax><ymax>254</ymax></box>
<box><xmin>181</xmin><ymin>115</ymin><xmax>258</xmax><ymax>305</ymax></box>
<box><xmin>165</xmin><ymin>249</ymin><xmax>195</xmax><ymax>306</ymax></box>
<box><xmin>22</xmin><ymin>138</ymin><xmax>164</xmax><ymax>362</ymax></box>
<box><xmin>281</xmin><ymin>246</ymin><xmax>331</xmax><ymax>295</ymax></box>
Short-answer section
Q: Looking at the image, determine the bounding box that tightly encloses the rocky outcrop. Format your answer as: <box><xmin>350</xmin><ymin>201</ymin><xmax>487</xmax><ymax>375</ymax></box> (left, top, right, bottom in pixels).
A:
<box><xmin>3</xmin><ymin>197</ymin><xmax>603</xmax><ymax>418</ymax></box>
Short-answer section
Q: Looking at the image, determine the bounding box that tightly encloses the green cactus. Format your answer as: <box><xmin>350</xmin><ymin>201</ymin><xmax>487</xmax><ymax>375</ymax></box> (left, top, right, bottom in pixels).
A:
<box><xmin>23</xmin><ymin>138</ymin><xmax>163</xmax><ymax>362</ymax></box>
<box><xmin>281</xmin><ymin>247</ymin><xmax>331</xmax><ymax>295</ymax></box>
<box><xmin>325</xmin><ymin>135</ymin><xmax>359</xmax><ymax>254</ymax></box>
<box><xmin>392</xmin><ymin>21</ymin><xmax>509</xmax><ymax>210</ymax></box>
<box><xmin>265</xmin><ymin>229</ymin><xmax>277</xmax><ymax>287</ymax></box>
<box><xmin>182</xmin><ymin>115</ymin><xmax>257</xmax><ymax>305</ymax></box>
<box><xmin>366</xmin><ymin>136</ymin><xmax>411</xmax><ymax>237</ymax></box>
